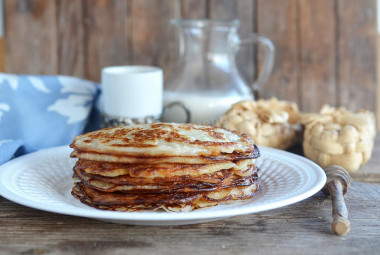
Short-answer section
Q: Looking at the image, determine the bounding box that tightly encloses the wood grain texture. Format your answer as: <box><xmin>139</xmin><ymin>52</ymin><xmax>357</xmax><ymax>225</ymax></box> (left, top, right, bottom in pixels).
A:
<box><xmin>4</xmin><ymin>0</ymin><xmax>57</xmax><ymax>74</ymax></box>
<box><xmin>57</xmin><ymin>0</ymin><xmax>84</xmax><ymax>77</ymax></box>
<box><xmin>208</xmin><ymin>0</ymin><xmax>256</xmax><ymax>91</ymax></box>
<box><xmin>256</xmin><ymin>0</ymin><xmax>300</xmax><ymax>104</ymax></box>
<box><xmin>0</xmin><ymin>182</ymin><xmax>379</xmax><ymax>254</ymax></box>
<box><xmin>337</xmin><ymin>0</ymin><xmax>377</xmax><ymax>112</ymax></box>
<box><xmin>179</xmin><ymin>0</ymin><xmax>207</xmax><ymax>19</ymax></box>
<box><xmin>208</xmin><ymin>0</ymin><xmax>238</xmax><ymax>19</ymax></box>
<box><xmin>131</xmin><ymin>0</ymin><xmax>179</xmax><ymax>84</ymax></box>
<box><xmin>236</xmin><ymin>0</ymin><xmax>256</xmax><ymax>88</ymax></box>
<box><xmin>299</xmin><ymin>0</ymin><xmax>336</xmax><ymax>112</ymax></box>
<box><xmin>83</xmin><ymin>0</ymin><xmax>131</xmax><ymax>82</ymax></box>
<box><xmin>1</xmin><ymin>0</ymin><xmax>378</xmax><ymax>123</ymax></box>
<box><xmin>328</xmin><ymin>181</ymin><xmax>351</xmax><ymax>235</ymax></box>
<box><xmin>198</xmin><ymin>0</ymin><xmax>258</xmax><ymax>98</ymax></box>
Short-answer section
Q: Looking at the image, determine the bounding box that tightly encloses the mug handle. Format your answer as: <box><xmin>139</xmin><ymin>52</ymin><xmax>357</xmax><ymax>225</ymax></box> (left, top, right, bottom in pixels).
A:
<box><xmin>239</xmin><ymin>35</ymin><xmax>275</xmax><ymax>99</ymax></box>
<box><xmin>162</xmin><ymin>101</ymin><xmax>191</xmax><ymax>123</ymax></box>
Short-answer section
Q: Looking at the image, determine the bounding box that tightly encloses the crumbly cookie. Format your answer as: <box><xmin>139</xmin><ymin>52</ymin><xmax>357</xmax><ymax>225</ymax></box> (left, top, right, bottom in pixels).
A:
<box><xmin>301</xmin><ymin>105</ymin><xmax>376</xmax><ymax>172</ymax></box>
<box><xmin>216</xmin><ymin>98</ymin><xmax>302</xmax><ymax>150</ymax></box>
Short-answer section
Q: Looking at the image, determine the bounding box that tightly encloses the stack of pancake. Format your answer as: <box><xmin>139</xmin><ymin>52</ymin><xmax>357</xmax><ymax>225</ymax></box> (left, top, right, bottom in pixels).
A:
<box><xmin>70</xmin><ymin>123</ymin><xmax>261</xmax><ymax>212</ymax></box>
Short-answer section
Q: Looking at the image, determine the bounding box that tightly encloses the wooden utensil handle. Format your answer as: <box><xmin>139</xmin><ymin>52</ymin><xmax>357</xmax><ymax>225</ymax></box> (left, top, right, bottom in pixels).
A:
<box><xmin>328</xmin><ymin>180</ymin><xmax>351</xmax><ymax>235</ymax></box>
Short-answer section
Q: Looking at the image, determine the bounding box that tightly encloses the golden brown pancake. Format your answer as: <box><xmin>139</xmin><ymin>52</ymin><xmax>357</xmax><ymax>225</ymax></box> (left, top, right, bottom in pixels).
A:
<box><xmin>70</xmin><ymin>148</ymin><xmax>259</xmax><ymax>164</ymax></box>
<box><xmin>74</xmin><ymin>158</ymin><xmax>256</xmax><ymax>178</ymax></box>
<box><xmin>70</xmin><ymin>123</ymin><xmax>261</xmax><ymax>212</ymax></box>
<box><xmin>73</xmin><ymin>167</ymin><xmax>258</xmax><ymax>193</ymax></box>
<box><xmin>70</xmin><ymin>123</ymin><xmax>258</xmax><ymax>158</ymax></box>
<box><xmin>72</xmin><ymin>181</ymin><xmax>259</xmax><ymax>212</ymax></box>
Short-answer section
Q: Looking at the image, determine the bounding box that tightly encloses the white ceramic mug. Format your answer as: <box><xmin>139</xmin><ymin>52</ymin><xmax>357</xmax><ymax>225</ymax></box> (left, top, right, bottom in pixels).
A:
<box><xmin>101</xmin><ymin>66</ymin><xmax>163</xmax><ymax>119</ymax></box>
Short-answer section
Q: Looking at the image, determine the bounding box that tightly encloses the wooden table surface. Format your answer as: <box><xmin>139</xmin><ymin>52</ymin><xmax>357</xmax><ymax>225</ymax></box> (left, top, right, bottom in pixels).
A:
<box><xmin>0</xmin><ymin>136</ymin><xmax>379</xmax><ymax>255</ymax></box>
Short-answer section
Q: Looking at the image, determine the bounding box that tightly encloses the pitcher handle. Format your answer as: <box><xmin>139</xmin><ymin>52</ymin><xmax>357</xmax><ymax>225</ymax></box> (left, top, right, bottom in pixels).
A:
<box><xmin>240</xmin><ymin>35</ymin><xmax>275</xmax><ymax>99</ymax></box>
<box><xmin>162</xmin><ymin>101</ymin><xmax>191</xmax><ymax>123</ymax></box>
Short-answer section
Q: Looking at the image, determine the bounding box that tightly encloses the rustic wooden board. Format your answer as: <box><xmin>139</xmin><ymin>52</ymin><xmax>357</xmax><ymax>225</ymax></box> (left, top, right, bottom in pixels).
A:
<box><xmin>208</xmin><ymin>0</ymin><xmax>256</xmax><ymax>88</ymax></box>
<box><xmin>83</xmin><ymin>0</ymin><xmax>131</xmax><ymax>82</ymax></box>
<box><xmin>1</xmin><ymin>0</ymin><xmax>379</xmax><ymax>129</ymax></box>
<box><xmin>131</xmin><ymin>0</ymin><xmax>179</xmax><ymax>84</ymax></box>
<box><xmin>337</xmin><ymin>0</ymin><xmax>377</xmax><ymax>112</ymax></box>
<box><xmin>299</xmin><ymin>0</ymin><xmax>336</xmax><ymax>112</ymax></box>
<box><xmin>208</xmin><ymin>0</ymin><xmax>238</xmax><ymax>19</ymax></box>
<box><xmin>256</xmin><ymin>0</ymin><xmax>300</xmax><ymax>104</ymax></box>
<box><xmin>57</xmin><ymin>0</ymin><xmax>85</xmax><ymax>78</ymax></box>
<box><xmin>236</xmin><ymin>0</ymin><xmax>256</xmax><ymax>88</ymax></box>
<box><xmin>179</xmin><ymin>0</ymin><xmax>207</xmax><ymax>19</ymax></box>
<box><xmin>1</xmin><ymin>0</ymin><xmax>379</xmax><ymax>124</ymax></box>
<box><xmin>0</xmin><ymin>181</ymin><xmax>378</xmax><ymax>254</ymax></box>
<box><xmin>4</xmin><ymin>0</ymin><xmax>57</xmax><ymax>74</ymax></box>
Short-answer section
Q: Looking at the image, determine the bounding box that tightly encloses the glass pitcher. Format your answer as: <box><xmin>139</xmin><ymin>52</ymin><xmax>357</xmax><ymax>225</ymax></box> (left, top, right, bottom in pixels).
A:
<box><xmin>163</xmin><ymin>19</ymin><xmax>274</xmax><ymax>124</ymax></box>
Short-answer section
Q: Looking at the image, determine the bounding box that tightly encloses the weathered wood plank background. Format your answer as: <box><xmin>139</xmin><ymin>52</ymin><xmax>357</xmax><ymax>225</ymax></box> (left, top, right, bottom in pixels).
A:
<box><xmin>2</xmin><ymin>0</ymin><xmax>378</xmax><ymax>121</ymax></box>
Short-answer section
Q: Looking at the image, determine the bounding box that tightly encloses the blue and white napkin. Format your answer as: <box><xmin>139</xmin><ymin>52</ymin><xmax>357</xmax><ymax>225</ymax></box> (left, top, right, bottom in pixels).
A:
<box><xmin>0</xmin><ymin>73</ymin><xmax>100</xmax><ymax>164</ymax></box>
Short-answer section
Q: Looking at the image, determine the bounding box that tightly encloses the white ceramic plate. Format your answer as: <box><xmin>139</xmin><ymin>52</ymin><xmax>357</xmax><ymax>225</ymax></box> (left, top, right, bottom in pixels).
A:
<box><xmin>0</xmin><ymin>146</ymin><xmax>326</xmax><ymax>226</ymax></box>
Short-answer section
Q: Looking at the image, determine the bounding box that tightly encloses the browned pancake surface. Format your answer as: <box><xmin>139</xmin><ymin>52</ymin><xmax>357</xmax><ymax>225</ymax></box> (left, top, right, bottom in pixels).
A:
<box><xmin>72</xmin><ymin>181</ymin><xmax>259</xmax><ymax>212</ymax></box>
<box><xmin>69</xmin><ymin>123</ymin><xmax>261</xmax><ymax>212</ymax></box>
<box><xmin>74</xmin><ymin>159</ymin><xmax>256</xmax><ymax>177</ymax></box>
<box><xmin>70</xmin><ymin>123</ymin><xmax>259</xmax><ymax>158</ymax></box>
<box><xmin>74</xmin><ymin>167</ymin><xmax>258</xmax><ymax>193</ymax></box>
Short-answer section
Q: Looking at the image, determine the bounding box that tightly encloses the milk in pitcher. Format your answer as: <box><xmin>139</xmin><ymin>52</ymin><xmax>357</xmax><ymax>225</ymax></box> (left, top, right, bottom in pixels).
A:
<box><xmin>163</xmin><ymin>91</ymin><xmax>250</xmax><ymax>124</ymax></box>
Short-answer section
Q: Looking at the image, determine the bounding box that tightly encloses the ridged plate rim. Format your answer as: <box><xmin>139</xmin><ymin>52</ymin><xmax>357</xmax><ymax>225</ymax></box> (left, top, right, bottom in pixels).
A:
<box><xmin>0</xmin><ymin>145</ymin><xmax>326</xmax><ymax>225</ymax></box>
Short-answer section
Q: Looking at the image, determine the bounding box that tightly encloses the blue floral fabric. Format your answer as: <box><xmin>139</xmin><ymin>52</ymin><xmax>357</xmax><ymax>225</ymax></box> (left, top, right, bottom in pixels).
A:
<box><xmin>0</xmin><ymin>73</ymin><xmax>100</xmax><ymax>164</ymax></box>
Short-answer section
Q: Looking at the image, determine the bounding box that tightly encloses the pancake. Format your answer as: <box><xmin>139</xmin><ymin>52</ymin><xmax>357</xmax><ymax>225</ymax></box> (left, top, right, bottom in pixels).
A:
<box><xmin>70</xmin><ymin>123</ymin><xmax>261</xmax><ymax>212</ymax></box>
<box><xmin>73</xmin><ymin>167</ymin><xmax>258</xmax><ymax>193</ymax></box>
<box><xmin>70</xmin><ymin>148</ymin><xmax>259</xmax><ymax>164</ymax></box>
<box><xmin>70</xmin><ymin>123</ymin><xmax>258</xmax><ymax>158</ymax></box>
<box><xmin>72</xmin><ymin>181</ymin><xmax>259</xmax><ymax>212</ymax></box>
<box><xmin>74</xmin><ymin>158</ymin><xmax>256</xmax><ymax>178</ymax></box>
